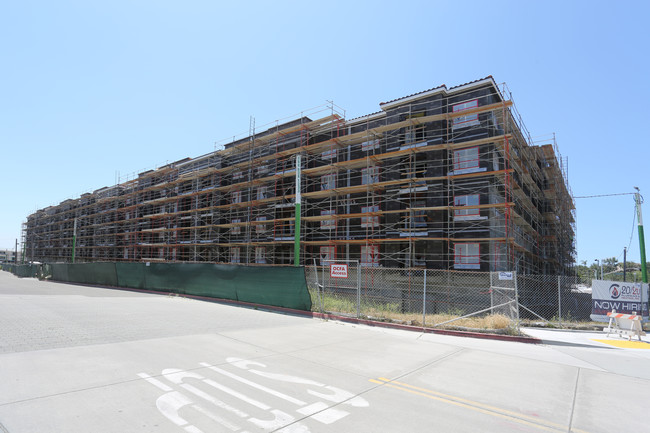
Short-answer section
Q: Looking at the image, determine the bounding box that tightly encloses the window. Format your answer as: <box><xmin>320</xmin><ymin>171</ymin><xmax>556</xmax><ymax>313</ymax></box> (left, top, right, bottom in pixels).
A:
<box><xmin>361</xmin><ymin>205</ymin><xmax>379</xmax><ymax>228</ymax></box>
<box><xmin>257</xmin><ymin>164</ymin><xmax>269</xmax><ymax>175</ymax></box>
<box><xmin>257</xmin><ymin>186</ymin><xmax>268</xmax><ymax>201</ymax></box>
<box><xmin>412</xmin><ymin>204</ymin><xmax>427</xmax><ymax>228</ymax></box>
<box><xmin>321</xmin><ymin>210</ymin><xmax>336</xmax><ymax>229</ymax></box>
<box><xmin>232</xmin><ymin>170</ymin><xmax>244</xmax><ymax>180</ymax></box>
<box><xmin>256</xmin><ymin>216</ymin><xmax>267</xmax><ymax>234</ymax></box>
<box><xmin>361</xmin><ymin>245</ymin><xmax>380</xmax><ymax>267</ymax></box>
<box><xmin>321</xmin><ymin>174</ymin><xmax>336</xmax><ymax>190</ymax></box>
<box><xmin>275</xmin><ymin>157</ymin><xmax>299</xmax><ymax>174</ymax></box>
<box><xmin>404</xmin><ymin>125</ymin><xmax>425</xmax><ymax>144</ymax></box>
<box><xmin>255</xmin><ymin>247</ymin><xmax>266</xmax><ymax>264</ymax></box>
<box><xmin>362</xmin><ymin>139</ymin><xmax>380</xmax><ymax>151</ymax></box>
<box><xmin>454</xmin><ymin>194</ymin><xmax>480</xmax><ymax>219</ymax></box>
<box><xmin>362</xmin><ymin>166</ymin><xmax>379</xmax><ymax>185</ymax></box>
<box><xmin>319</xmin><ymin>246</ymin><xmax>335</xmax><ymax>265</ymax></box>
<box><xmin>452</xmin><ymin>99</ymin><xmax>480</xmax><ymax>129</ymax></box>
<box><xmin>453</xmin><ymin>147</ymin><xmax>480</xmax><ymax>172</ymax></box>
<box><xmin>402</xmin><ymin>112</ymin><xmax>426</xmax><ymax>145</ymax></box>
<box><xmin>232</xmin><ymin>190</ymin><xmax>242</xmax><ymax>204</ymax></box>
<box><xmin>413</xmin><ymin>255</ymin><xmax>426</xmax><ymax>267</ymax></box>
<box><xmin>322</xmin><ymin>148</ymin><xmax>337</xmax><ymax>160</ymax></box>
<box><xmin>454</xmin><ymin>243</ymin><xmax>480</xmax><ymax>269</ymax></box>
<box><xmin>231</xmin><ymin>219</ymin><xmax>241</xmax><ymax>235</ymax></box>
<box><xmin>231</xmin><ymin>247</ymin><xmax>240</xmax><ymax>263</ymax></box>
<box><xmin>403</xmin><ymin>213</ymin><xmax>425</xmax><ymax>230</ymax></box>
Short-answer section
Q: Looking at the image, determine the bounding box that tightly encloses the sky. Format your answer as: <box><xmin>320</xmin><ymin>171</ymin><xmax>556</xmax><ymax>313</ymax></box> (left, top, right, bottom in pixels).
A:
<box><xmin>1</xmin><ymin>0</ymin><xmax>648</xmax><ymax>266</ymax></box>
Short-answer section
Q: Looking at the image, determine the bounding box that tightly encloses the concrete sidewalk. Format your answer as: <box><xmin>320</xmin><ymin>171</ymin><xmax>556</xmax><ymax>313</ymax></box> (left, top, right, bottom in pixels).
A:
<box><xmin>1</xmin><ymin>271</ymin><xmax>649</xmax><ymax>433</ymax></box>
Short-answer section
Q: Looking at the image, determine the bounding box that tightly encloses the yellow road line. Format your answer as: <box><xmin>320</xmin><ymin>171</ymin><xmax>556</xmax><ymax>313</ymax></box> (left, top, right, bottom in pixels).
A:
<box><xmin>370</xmin><ymin>378</ymin><xmax>589</xmax><ymax>433</ymax></box>
<box><xmin>591</xmin><ymin>339</ymin><xmax>650</xmax><ymax>349</ymax></box>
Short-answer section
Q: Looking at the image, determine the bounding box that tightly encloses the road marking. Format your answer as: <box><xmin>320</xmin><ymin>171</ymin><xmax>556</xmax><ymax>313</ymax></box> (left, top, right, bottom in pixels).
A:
<box><xmin>226</xmin><ymin>357</ymin><xmax>368</xmax><ymax>408</ymax></box>
<box><xmin>191</xmin><ymin>404</ymin><xmax>241</xmax><ymax>432</ymax></box>
<box><xmin>138</xmin><ymin>373</ymin><xmax>173</xmax><ymax>392</ymax></box>
<box><xmin>161</xmin><ymin>369</ymin><xmax>249</xmax><ymax>416</ymax></box>
<box><xmin>203</xmin><ymin>378</ymin><xmax>271</xmax><ymax>410</ymax></box>
<box><xmin>155</xmin><ymin>391</ymin><xmax>196</xmax><ymax>429</ymax></box>
<box><xmin>370</xmin><ymin>378</ymin><xmax>589</xmax><ymax>433</ymax></box>
<box><xmin>139</xmin><ymin>359</ymin><xmax>368</xmax><ymax>432</ymax></box>
<box><xmin>591</xmin><ymin>339</ymin><xmax>650</xmax><ymax>349</ymax></box>
<box><xmin>200</xmin><ymin>362</ymin><xmax>307</xmax><ymax>406</ymax></box>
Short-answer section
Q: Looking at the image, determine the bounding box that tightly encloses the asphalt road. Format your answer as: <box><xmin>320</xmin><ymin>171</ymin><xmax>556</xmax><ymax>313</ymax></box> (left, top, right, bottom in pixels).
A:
<box><xmin>1</xmin><ymin>271</ymin><xmax>649</xmax><ymax>433</ymax></box>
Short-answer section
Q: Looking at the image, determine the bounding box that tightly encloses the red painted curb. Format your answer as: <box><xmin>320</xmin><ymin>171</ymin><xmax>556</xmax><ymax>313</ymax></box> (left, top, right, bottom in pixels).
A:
<box><xmin>307</xmin><ymin>311</ymin><xmax>541</xmax><ymax>344</ymax></box>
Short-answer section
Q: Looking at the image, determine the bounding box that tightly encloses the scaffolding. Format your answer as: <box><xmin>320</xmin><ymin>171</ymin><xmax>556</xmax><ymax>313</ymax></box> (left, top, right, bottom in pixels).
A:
<box><xmin>24</xmin><ymin>76</ymin><xmax>576</xmax><ymax>274</ymax></box>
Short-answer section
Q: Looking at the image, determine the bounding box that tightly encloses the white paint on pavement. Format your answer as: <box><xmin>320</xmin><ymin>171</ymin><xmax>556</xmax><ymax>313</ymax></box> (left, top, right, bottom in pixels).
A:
<box><xmin>199</xmin><ymin>362</ymin><xmax>307</xmax><ymax>406</ymax></box>
<box><xmin>139</xmin><ymin>357</ymin><xmax>369</xmax><ymax>432</ymax></box>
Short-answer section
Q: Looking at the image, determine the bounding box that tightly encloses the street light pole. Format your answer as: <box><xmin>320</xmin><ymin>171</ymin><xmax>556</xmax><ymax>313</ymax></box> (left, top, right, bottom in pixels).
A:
<box><xmin>594</xmin><ymin>259</ymin><xmax>600</xmax><ymax>280</ymax></box>
<box><xmin>600</xmin><ymin>260</ymin><xmax>604</xmax><ymax>281</ymax></box>
<box><xmin>634</xmin><ymin>187</ymin><xmax>647</xmax><ymax>283</ymax></box>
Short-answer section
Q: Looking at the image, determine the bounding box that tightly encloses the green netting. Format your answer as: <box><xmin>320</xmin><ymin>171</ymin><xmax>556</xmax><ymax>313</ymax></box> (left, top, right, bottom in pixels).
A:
<box><xmin>233</xmin><ymin>265</ymin><xmax>311</xmax><ymax>310</ymax></box>
<box><xmin>1</xmin><ymin>264</ymin><xmax>15</xmax><ymax>273</ymax></box>
<box><xmin>66</xmin><ymin>262</ymin><xmax>118</xmax><ymax>286</ymax></box>
<box><xmin>1</xmin><ymin>263</ymin><xmax>39</xmax><ymax>278</ymax></box>
<box><xmin>115</xmin><ymin>262</ymin><xmax>147</xmax><ymax>289</ymax></box>
<box><xmin>50</xmin><ymin>263</ymin><xmax>69</xmax><ymax>282</ymax></box>
<box><xmin>45</xmin><ymin>262</ymin><xmax>311</xmax><ymax>311</ymax></box>
<box><xmin>14</xmin><ymin>264</ymin><xmax>39</xmax><ymax>278</ymax></box>
<box><xmin>144</xmin><ymin>263</ymin><xmax>238</xmax><ymax>299</ymax></box>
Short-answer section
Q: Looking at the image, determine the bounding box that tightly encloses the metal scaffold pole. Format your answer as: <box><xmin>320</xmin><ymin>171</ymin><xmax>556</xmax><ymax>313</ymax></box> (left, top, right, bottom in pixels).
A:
<box><xmin>72</xmin><ymin>218</ymin><xmax>77</xmax><ymax>264</ymax></box>
<box><xmin>294</xmin><ymin>154</ymin><xmax>302</xmax><ymax>267</ymax></box>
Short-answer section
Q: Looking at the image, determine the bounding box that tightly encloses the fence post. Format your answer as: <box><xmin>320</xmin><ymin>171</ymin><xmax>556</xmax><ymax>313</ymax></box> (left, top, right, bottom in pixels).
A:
<box><xmin>557</xmin><ymin>275</ymin><xmax>562</xmax><ymax>328</ymax></box>
<box><xmin>514</xmin><ymin>271</ymin><xmax>520</xmax><ymax>330</ymax></box>
<box><xmin>321</xmin><ymin>264</ymin><xmax>326</xmax><ymax>314</ymax></box>
<box><xmin>357</xmin><ymin>262</ymin><xmax>361</xmax><ymax>318</ymax></box>
<box><xmin>422</xmin><ymin>269</ymin><xmax>427</xmax><ymax>328</ymax></box>
<box><xmin>313</xmin><ymin>259</ymin><xmax>323</xmax><ymax>313</ymax></box>
<box><xmin>489</xmin><ymin>271</ymin><xmax>494</xmax><ymax>312</ymax></box>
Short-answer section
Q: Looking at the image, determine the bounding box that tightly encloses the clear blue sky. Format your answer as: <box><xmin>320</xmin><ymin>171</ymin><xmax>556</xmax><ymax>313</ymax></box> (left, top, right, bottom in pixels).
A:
<box><xmin>1</xmin><ymin>0</ymin><xmax>648</xmax><ymax>266</ymax></box>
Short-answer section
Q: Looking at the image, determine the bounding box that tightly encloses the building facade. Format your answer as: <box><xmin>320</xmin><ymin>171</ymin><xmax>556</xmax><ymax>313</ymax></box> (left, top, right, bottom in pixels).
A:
<box><xmin>24</xmin><ymin>77</ymin><xmax>575</xmax><ymax>274</ymax></box>
<box><xmin>0</xmin><ymin>249</ymin><xmax>22</xmax><ymax>263</ymax></box>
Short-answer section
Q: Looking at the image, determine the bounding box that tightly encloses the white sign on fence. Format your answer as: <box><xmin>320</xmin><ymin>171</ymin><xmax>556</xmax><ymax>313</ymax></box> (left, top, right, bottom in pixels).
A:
<box><xmin>590</xmin><ymin>279</ymin><xmax>649</xmax><ymax>322</ymax></box>
<box><xmin>330</xmin><ymin>264</ymin><xmax>348</xmax><ymax>278</ymax></box>
<box><xmin>498</xmin><ymin>272</ymin><xmax>513</xmax><ymax>280</ymax></box>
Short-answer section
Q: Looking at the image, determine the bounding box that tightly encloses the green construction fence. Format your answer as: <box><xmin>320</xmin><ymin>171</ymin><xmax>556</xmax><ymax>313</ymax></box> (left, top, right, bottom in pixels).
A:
<box><xmin>0</xmin><ymin>263</ymin><xmax>39</xmax><ymax>278</ymax></box>
<box><xmin>44</xmin><ymin>262</ymin><xmax>312</xmax><ymax>311</ymax></box>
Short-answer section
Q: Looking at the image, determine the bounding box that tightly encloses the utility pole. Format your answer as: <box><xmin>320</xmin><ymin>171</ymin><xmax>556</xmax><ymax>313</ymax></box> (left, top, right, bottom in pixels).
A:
<box><xmin>294</xmin><ymin>154</ymin><xmax>301</xmax><ymax>267</ymax></box>
<box><xmin>634</xmin><ymin>187</ymin><xmax>647</xmax><ymax>283</ymax></box>
<box><xmin>623</xmin><ymin>247</ymin><xmax>627</xmax><ymax>282</ymax></box>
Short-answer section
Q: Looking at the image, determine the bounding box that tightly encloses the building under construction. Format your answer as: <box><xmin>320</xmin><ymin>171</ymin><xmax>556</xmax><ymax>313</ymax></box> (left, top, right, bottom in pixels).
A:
<box><xmin>24</xmin><ymin>76</ymin><xmax>575</xmax><ymax>274</ymax></box>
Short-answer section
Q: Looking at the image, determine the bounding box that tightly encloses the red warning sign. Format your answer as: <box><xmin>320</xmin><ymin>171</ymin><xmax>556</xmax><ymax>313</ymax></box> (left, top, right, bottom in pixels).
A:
<box><xmin>330</xmin><ymin>264</ymin><xmax>348</xmax><ymax>278</ymax></box>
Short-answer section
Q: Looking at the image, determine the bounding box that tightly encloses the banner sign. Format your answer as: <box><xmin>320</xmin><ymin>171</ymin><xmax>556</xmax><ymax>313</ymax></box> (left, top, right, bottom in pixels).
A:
<box><xmin>330</xmin><ymin>264</ymin><xmax>348</xmax><ymax>278</ymax></box>
<box><xmin>590</xmin><ymin>280</ymin><xmax>649</xmax><ymax>322</ymax></box>
<box><xmin>498</xmin><ymin>272</ymin><xmax>513</xmax><ymax>280</ymax></box>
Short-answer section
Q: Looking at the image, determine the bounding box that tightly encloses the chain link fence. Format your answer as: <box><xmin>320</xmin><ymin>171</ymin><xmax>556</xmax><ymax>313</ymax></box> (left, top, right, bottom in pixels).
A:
<box><xmin>517</xmin><ymin>274</ymin><xmax>592</xmax><ymax>324</ymax></box>
<box><xmin>306</xmin><ymin>265</ymin><xmax>596</xmax><ymax>333</ymax></box>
